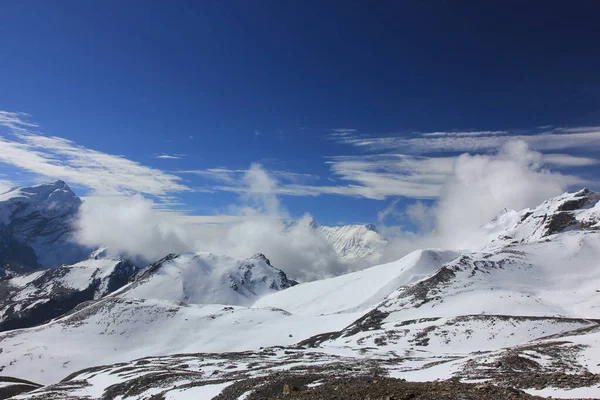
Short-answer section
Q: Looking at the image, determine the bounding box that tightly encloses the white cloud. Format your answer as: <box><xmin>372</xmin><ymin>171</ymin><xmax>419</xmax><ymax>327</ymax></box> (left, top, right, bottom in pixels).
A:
<box><xmin>377</xmin><ymin>199</ymin><xmax>402</xmax><ymax>224</ymax></box>
<box><xmin>324</xmin><ymin>154</ymin><xmax>454</xmax><ymax>199</ymax></box>
<box><xmin>0</xmin><ymin>179</ymin><xmax>14</xmax><ymax>194</ymax></box>
<box><xmin>75</xmin><ymin>165</ymin><xmax>351</xmax><ymax>282</ymax></box>
<box><xmin>540</xmin><ymin>153</ymin><xmax>600</xmax><ymax>167</ymax></box>
<box><xmin>381</xmin><ymin>140</ymin><xmax>584</xmax><ymax>261</ymax></box>
<box><xmin>404</xmin><ymin>201</ymin><xmax>436</xmax><ymax>232</ymax></box>
<box><xmin>433</xmin><ymin>140</ymin><xmax>581</xmax><ymax>248</ymax></box>
<box><xmin>0</xmin><ymin>111</ymin><xmax>189</xmax><ymax>197</ymax></box>
<box><xmin>0</xmin><ymin>111</ymin><xmax>39</xmax><ymax>133</ymax></box>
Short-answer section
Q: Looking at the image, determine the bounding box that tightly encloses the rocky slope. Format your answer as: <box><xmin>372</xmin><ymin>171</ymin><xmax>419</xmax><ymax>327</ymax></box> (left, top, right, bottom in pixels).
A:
<box><xmin>0</xmin><ymin>255</ymin><xmax>137</xmax><ymax>332</ymax></box>
<box><xmin>0</xmin><ymin>181</ymin><xmax>89</xmax><ymax>274</ymax></box>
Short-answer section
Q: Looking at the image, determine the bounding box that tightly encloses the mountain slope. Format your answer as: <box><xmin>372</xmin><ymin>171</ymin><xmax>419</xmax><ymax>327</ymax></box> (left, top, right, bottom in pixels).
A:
<box><xmin>0</xmin><ymin>256</ymin><xmax>137</xmax><ymax>332</ymax></box>
<box><xmin>253</xmin><ymin>248</ymin><xmax>459</xmax><ymax>315</ymax></box>
<box><xmin>116</xmin><ymin>252</ymin><xmax>296</xmax><ymax>306</ymax></box>
<box><xmin>2</xmin><ymin>188</ymin><xmax>600</xmax><ymax>398</ymax></box>
<box><xmin>0</xmin><ymin>297</ymin><xmax>357</xmax><ymax>385</ymax></box>
<box><xmin>0</xmin><ymin>181</ymin><xmax>88</xmax><ymax>272</ymax></box>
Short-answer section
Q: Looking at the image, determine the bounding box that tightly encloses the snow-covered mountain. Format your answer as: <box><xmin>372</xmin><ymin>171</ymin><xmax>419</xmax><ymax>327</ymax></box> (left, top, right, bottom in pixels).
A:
<box><xmin>4</xmin><ymin>188</ymin><xmax>600</xmax><ymax>399</ymax></box>
<box><xmin>0</xmin><ymin>181</ymin><xmax>89</xmax><ymax>274</ymax></box>
<box><xmin>116</xmin><ymin>252</ymin><xmax>296</xmax><ymax>306</ymax></box>
<box><xmin>319</xmin><ymin>222</ymin><xmax>387</xmax><ymax>262</ymax></box>
<box><xmin>288</xmin><ymin>217</ymin><xmax>388</xmax><ymax>262</ymax></box>
<box><xmin>0</xmin><ymin>255</ymin><xmax>137</xmax><ymax>332</ymax></box>
<box><xmin>0</xmin><ymin>250</ymin><xmax>294</xmax><ymax>334</ymax></box>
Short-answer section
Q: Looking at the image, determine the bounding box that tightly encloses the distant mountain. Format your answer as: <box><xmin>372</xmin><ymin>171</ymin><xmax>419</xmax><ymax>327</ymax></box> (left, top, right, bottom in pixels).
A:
<box><xmin>0</xmin><ymin>254</ymin><xmax>137</xmax><ymax>332</ymax></box>
<box><xmin>319</xmin><ymin>223</ymin><xmax>387</xmax><ymax>262</ymax></box>
<box><xmin>0</xmin><ymin>181</ymin><xmax>89</xmax><ymax>274</ymax></box>
<box><xmin>116</xmin><ymin>252</ymin><xmax>296</xmax><ymax>306</ymax></box>
<box><xmin>287</xmin><ymin>217</ymin><xmax>387</xmax><ymax>262</ymax></box>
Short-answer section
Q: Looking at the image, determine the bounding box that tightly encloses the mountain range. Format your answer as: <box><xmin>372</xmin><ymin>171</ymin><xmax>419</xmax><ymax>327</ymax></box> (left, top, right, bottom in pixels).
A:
<box><xmin>0</xmin><ymin>182</ymin><xmax>599</xmax><ymax>399</ymax></box>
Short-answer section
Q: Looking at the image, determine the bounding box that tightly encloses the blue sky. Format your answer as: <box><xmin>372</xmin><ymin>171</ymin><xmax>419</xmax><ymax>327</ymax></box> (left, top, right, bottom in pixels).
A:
<box><xmin>1</xmin><ymin>1</ymin><xmax>600</xmax><ymax>227</ymax></box>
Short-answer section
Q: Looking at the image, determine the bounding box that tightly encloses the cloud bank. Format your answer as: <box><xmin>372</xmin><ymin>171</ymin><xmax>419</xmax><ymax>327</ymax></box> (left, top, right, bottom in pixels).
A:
<box><xmin>75</xmin><ymin>141</ymin><xmax>582</xmax><ymax>281</ymax></box>
<box><xmin>76</xmin><ymin>164</ymin><xmax>350</xmax><ymax>282</ymax></box>
<box><xmin>380</xmin><ymin>140</ymin><xmax>581</xmax><ymax>261</ymax></box>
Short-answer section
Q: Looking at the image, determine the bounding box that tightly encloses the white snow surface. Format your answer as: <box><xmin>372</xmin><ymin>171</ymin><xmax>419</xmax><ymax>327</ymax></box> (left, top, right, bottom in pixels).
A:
<box><xmin>0</xmin><ymin>297</ymin><xmax>358</xmax><ymax>384</ymax></box>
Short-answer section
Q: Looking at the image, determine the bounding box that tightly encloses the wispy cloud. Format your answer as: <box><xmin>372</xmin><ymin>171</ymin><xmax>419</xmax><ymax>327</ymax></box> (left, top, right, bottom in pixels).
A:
<box><xmin>541</xmin><ymin>153</ymin><xmax>600</xmax><ymax>167</ymax></box>
<box><xmin>420</xmin><ymin>130</ymin><xmax>508</xmax><ymax>137</ymax></box>
<box><xmin>332</xmin><ymin>128</ymin><xmax>358</xmax><ymax>133</ymax></box>
<box><xmin>185</xmin><ymin>155</ymin><xmax>454</xmax><ymax>200</ymax></box>
<box><xmin>181</xmin><ymin>168</ymin><xmax>319</xmax><ymax>185</ymax></box>
<box><xmin>154</xmin><ymin>153</ymin><xmax>184</xmax><ymax>160</ymax></box>
<box><xmin>0</xmin><ymin>111</ymin><xmax>189</xmax><ymax>197</ymax></box>
<box><xmin>331</xmin><ymin>126</ymin><xmax>600</xmax><ymax>154</ymax></box>
<box><xmin>186</xmin><ymin>145</ymin><xmax>596</xmax><ymax>201</ymax></box>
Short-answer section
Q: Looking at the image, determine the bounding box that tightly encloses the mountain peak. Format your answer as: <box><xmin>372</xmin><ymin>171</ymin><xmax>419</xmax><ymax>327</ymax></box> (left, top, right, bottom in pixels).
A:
<box><xmin>250</xmin><ymin>253</ymin><xmax>272</xmax><ymax>266</ymax></box>
<box><xmin>120</xmin><ymin>252</ymin><xmax>294</xmax><ymax>306</ymax></box>
<box><xmin>0</xmin><ymin>180</ymin><xmax>78</xmax><ymax>204</ymax></box>
<box><xmin>0</xmin><ymin>180</ymin><xmax>88</xmax><ymax>269</ymax></box>
<box><xmin>364</xmin><ymin>223</ymin><xmax>377</xmax><ymax>232</ymax></box>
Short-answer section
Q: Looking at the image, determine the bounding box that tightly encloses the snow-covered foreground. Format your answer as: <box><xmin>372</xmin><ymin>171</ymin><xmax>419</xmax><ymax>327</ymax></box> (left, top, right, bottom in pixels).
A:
<box><xmin>3</xmin><ymin>188</ymin><xmax>600</xmax><ymax>399</ymax></box>
<box><xmin>0</xmin><ymin>297</ymin><xmax>359</xmax><ymax>384</ymax></box>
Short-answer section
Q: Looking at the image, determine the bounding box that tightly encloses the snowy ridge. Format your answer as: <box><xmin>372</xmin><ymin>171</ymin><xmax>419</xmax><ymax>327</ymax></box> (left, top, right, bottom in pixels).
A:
<box><xmin>116</xmin><ymin>252</ymin><xmax>296</xmax><ymax>306</ymax></box>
